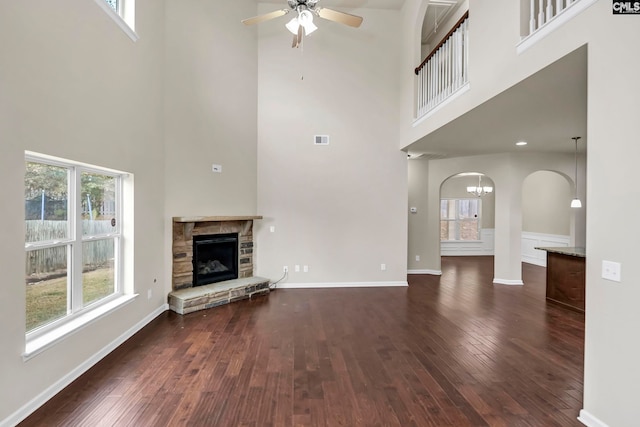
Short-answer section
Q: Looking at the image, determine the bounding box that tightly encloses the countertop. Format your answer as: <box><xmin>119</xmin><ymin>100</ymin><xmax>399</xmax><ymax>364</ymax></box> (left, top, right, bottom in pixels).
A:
<box><xmin>535</xmin><ymin>246</ymin><xmax>586</xmax><ymax>258</ymax></box>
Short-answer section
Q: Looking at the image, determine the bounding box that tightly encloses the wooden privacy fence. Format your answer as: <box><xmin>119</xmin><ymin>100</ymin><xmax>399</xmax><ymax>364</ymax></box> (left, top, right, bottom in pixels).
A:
<box><xmin>25</xmin><ymin>221</ymin><xmax>115</xmax><ymax>276</ymax></box>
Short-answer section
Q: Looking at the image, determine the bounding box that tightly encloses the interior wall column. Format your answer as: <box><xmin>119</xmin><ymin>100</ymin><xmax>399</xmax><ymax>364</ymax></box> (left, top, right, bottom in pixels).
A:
<box><xmin>423</xmin><ymin>163</ymin><xmax>443</xmax><ymax>274</ymax></box>
<box><xmin>493</xmin><ymin>165</ymin><xmax>524</xmax><ymax>285</ymax></box>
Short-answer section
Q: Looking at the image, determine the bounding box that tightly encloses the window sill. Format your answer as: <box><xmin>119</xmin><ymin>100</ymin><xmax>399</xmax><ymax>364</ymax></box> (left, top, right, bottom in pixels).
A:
<box><xmin>23</xmin><ymin>294</ymin><xmax>138</xmax><ymax>361</ymax></box>
<box><xmin>93</xmin><ymin>0</ymin><xmax>139</xmax><ymax>42</ymax></box>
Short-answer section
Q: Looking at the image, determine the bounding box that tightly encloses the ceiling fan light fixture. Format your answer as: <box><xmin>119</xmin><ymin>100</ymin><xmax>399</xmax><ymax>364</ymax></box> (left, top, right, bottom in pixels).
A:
<box><xmin>286</xmin><ymin>10</ymin><xmax>317</xmax><ymax>35</ymax></box>
<box><xmin>285</xmin><ymin>17</ymin><xmax>299</xmax><ymax>34</ymax></box>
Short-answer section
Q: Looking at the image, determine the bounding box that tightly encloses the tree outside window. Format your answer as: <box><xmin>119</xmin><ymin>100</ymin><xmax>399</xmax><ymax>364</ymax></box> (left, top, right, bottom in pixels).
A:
<box><xmin>440</xmin><ymin>198</ymin><xmax>480</xmax><ymax>241</ymax></box>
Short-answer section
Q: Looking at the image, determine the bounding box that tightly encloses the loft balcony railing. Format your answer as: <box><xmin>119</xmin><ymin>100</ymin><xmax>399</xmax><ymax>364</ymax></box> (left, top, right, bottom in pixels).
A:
<box><xmin>415</xmin><ymin>11</ymin><xmax>469</xmax><ymax>119</ymax></box>
<box><xmin>525</xmin><ymin>0</ymin><xmax>581</xmax><ymax>37</ymax></box>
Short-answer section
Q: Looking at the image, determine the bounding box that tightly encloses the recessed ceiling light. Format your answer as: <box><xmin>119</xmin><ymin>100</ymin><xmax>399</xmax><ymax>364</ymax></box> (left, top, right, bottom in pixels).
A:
<box><xmin>516</xmin><ymin>141</ymin><xmax>528</xmax><ymax>146</ymax></box>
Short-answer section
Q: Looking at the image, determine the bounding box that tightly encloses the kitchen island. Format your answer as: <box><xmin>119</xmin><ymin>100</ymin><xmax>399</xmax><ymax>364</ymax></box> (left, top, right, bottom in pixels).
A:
<box><xmin>535</xmin><ymin>246</ymin><xmax>585</xmax><ymax>312</ymax></box>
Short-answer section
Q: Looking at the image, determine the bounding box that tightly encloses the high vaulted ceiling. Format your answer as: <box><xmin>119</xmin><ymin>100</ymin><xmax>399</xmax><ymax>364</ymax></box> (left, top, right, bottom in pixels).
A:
<box><xmin>255</xmin><ymin>0</ymin><xmax>406</xmax><ymax>10</ymax></box>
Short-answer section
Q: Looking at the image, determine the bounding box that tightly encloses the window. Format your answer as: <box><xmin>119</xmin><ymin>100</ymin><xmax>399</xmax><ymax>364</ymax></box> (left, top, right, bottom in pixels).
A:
<box><xmin>93</xmin><ymin>0</ymin><xmax>138</xmax><ymax>42</ymax></box>
<box><xmin>104</xmin><ymin>0</ymin><xmax>118</xmax><ymax>13</ymax></box>
<box><xmin>25</xmin><ymin>154</ymin><xmax>124</xmax><ymax>337</ymax></box>
<box><xmin>440</xmin><ymin>198</ymin><xmax>480</xmax><ymax>241</ymax></box>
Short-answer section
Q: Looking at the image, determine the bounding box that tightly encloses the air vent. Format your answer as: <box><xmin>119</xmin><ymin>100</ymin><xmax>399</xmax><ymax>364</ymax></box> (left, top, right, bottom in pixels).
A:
<box><xmin>314</xmin><ymin>135</ymin><xmax>330</xmax><ymax>145</ymax></box>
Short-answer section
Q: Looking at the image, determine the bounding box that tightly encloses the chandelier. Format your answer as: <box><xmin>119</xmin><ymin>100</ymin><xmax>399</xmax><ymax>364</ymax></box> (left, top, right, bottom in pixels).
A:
<box><xmin>467</xmin><ymin>174</ymin><xmax>493</xmax><ymax>197</ymax></box>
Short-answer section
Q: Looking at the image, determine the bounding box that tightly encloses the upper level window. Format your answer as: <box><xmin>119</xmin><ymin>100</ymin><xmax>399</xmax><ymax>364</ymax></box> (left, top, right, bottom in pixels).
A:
<box><xmin>105</xmin><ymin>0</ymin><xmax>119</xmax><ymax>13</ymax></box>
<box><xmin>25</xmin><ymin>154</ymin><xmax>124</xmax><ymax>335</ymax></box>
<box><xmin>94</xmin><ymin>0</ymin><xmax>138</xmax><ymax>42</ymax></box>
<box><xmin>440</xmin><ymin>198</ymin><xmax>481</xmax><ymax>241</ymax></box>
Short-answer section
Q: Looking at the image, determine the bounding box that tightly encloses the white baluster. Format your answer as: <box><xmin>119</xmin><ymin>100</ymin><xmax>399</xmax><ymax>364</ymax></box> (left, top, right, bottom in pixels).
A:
<box><xmin>546</xmin><ymin>0</ymin><xmax>554</xmax><ymax>21</ymax></box>
<box><xmin>429</xmin><ymin>57</ymin><xmax>434</xmax><ymax>109</ymax></box>
<box><xmin>417</xmin><ymin>69</ymin><xmax>421</xmax><ymax>116</ymax></box>
<box><xmin>538</xmin><ymin>0</ymin><xmax>545</xmax><ymax>26</ymax></box>
<box><xmin>556</xmin><ymin>0</ymin><xmax>564</xmax><ymax>14</ymax></box>
<box><xmin>453</xmin><ymin>31</ymin><xmax>457</xmax><ymax>91</ymax></box>
<box><xmin>421</xmin><ymin>68</ymin><xmax>425</xmax><ymax>115</ymax></box>
<box><xmin>530</xmin><ymin>0</ymin><xmax>536</xmax><ymax>35</ymax></box>
<box><xmin>445</xmin><ymin>41</ymin><xmax>450</xmax><ymax>96</ymax></box>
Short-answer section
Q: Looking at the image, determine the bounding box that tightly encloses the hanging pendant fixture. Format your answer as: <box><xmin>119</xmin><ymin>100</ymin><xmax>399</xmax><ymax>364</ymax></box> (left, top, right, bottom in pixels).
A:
<box><xmin>571</xmin><ymin>136</ymin><xmax>582</xmax><ymax>208</ymax></box>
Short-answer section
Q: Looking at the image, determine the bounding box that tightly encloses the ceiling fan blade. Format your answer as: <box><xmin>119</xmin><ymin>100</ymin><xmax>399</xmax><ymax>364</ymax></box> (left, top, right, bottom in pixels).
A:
<box><xmin>317</xmin><ymin>8</ymin><xmax>363</xmax><ymax>28</ymax></box>
<box><xmin>241</xmin><ymin>9</ymin><xmax>289</xmax><ymax>26</ymax></box>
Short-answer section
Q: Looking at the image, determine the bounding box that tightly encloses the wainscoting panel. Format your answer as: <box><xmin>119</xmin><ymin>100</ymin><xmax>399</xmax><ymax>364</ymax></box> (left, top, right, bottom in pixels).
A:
<box><xmin>521</xmin><ymin>232</ymin><xmax>569</xmax><ymax>267</ymax></box>
<box><xmin>440</xmin><ymin>229</ymin><xmax>494</xmax><ymax>256</ymax></box>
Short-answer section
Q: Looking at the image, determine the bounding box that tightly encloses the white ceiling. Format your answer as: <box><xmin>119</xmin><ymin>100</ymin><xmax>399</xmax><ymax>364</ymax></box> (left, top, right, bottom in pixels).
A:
<box><xmin>407</xmin><ymin>45</ymin><xmax>588</xmax><ymax>158</ymax></box>
<box><xmin>255</xmin><ymin>0</ymin><xmax>406</xmax><ymax>10</ymax></box>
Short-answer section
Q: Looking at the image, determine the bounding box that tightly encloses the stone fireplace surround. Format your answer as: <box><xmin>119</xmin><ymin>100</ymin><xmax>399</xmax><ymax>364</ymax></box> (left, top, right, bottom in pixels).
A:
<box><xmin>168</xmin><ymin>216</ymin><xmax>269</xmax><ymax>314</ymax></box>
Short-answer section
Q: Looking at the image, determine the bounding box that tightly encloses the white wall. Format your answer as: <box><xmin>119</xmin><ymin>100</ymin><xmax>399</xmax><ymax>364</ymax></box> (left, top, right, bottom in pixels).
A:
<box><xmin>255</xmin><ymin>6</ymin><xmax>408</xmax><ymax>286</ymax></box>
<box><xmin>408</xmin><ymin>159</ymin><xmax>431</xmax><ymax>271</ymax></box>
<box><xmin>163</xmin><ymin>0</ymin><xmax>259</xmax><ymax>293</ymax></box>
<box><xmin>401</xmin><ymin>0</ymin><xmax>640</xmax><ymax>425</ymax></box>
<box><xmin>0</xmin><ymin>0</ymin><xmax>166</xmax><ymax>423</ymax></box>
<box><xmin>522</xmin><ymin>170</ymin><xmax>572</xmax><ymax>236</ymax></box>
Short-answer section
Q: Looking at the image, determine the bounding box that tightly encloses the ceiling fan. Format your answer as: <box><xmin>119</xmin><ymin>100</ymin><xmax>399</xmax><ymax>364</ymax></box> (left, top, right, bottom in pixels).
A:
<box><xmin>242</xmin><ymin>0</ymin><xmax>363</xmax><ymax>48</ymax></box>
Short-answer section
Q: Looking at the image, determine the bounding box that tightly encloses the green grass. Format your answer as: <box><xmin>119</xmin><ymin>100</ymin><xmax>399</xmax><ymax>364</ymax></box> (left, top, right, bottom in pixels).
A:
<box><xmin>26</xmin><ymin>268</ymin><xmax>114</xmax><ymax>332</ymax></box>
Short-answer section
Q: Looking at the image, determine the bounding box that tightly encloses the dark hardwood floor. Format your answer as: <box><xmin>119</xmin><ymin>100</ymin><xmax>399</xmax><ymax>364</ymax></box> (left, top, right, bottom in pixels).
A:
<box><xmin>20</xmin><ymin>257</ymin><xmax>584</xmax><ymax>426</ymax></box>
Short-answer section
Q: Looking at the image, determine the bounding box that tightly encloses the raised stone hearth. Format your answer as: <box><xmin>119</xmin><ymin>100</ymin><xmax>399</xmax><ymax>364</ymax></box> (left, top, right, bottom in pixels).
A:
<box><xmin>170</xmin><ymin>215</ymin><xmax>267</xmax><ymax>314</ymax></box>
<box><xmin>169</xmin><ymin>276</ymin><xmax>270</xmax><ymax>315</ymax></box>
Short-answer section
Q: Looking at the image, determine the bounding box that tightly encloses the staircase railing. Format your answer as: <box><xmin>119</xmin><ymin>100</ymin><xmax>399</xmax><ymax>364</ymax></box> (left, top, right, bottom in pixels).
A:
<box><xmin>525</xmin><ymin>0</ymin><xmax>580</xmax><ymax>36</ymax></box>
<box><xmin>415</xmin><ymin>11</ymin><xmax>469</xmax><ymax>119</ymax></box>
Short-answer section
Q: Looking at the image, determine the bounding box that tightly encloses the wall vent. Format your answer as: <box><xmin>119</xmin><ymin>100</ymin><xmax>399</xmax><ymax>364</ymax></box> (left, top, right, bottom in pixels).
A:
<box><xmin>314</xmin><ymin>135</ymin><xmax>330</xmax><ymax>145</ymax></box>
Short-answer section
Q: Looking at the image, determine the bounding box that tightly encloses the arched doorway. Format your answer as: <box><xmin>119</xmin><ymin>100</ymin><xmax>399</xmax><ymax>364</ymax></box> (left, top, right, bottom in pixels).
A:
<box><xmin>521</xmin><ymin>170</ymin><xmax>581</xmax><ymax>267</ymax></box>
<box><xmin>439</xmin><ymin>172</ymin><xmax>496</xmax><ymax>257</ymax></box>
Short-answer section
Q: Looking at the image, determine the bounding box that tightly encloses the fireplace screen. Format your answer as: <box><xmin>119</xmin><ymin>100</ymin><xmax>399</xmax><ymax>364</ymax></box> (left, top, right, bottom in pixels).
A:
<box><xmin>192</xmin><ymin>233</ymin><xmax>239</xmax><ymax>287</ymax></box>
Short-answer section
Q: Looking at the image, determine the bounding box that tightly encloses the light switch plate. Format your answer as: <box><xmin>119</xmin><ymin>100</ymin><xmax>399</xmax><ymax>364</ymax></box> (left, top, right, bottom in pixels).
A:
<box><xmin>602</xmin><ymin>260</ymin><xmax>621</xmax><ymax>282</ymax></box>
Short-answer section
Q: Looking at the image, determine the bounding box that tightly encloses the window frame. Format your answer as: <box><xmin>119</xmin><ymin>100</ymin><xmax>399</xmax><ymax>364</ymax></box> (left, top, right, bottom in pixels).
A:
<box><xmin>440</xmin><ymin>198</ymin><xmax>482</xmax><ymax>242</ymax></box>
<box><xmin>93</xmin><ymin>0</ymin><xmax>138</xmax><ymax>42</ymax></box>
<box><xmin>24</xmin><ymin>153</ymin><xmax>131</xmax><ymax>355</ymax></box>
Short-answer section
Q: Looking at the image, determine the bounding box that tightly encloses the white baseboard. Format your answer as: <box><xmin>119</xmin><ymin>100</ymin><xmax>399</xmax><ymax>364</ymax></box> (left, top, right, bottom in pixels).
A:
<box><xmin>2</xmin><ymin>304</ymin><xmax>169</xmax><ymax>427</ymax></box>
<box><xmin>577</xmin><ymin>410</ymin><xmax>609</xmax><ymax>427</ymax></box>
<box><xmin>408</xmin><ymin>269</ymin><xmax>442</xmax><ymax>276</ymax></box>
<box><xmin>493</xmin><ymin>278</ymin><xmax>524</xmax><ymax>286</ymax></box>
<box><xmin>275</xmin><ymin>281</ymin><xmax>408</xmax><ymax>289</ymax></box>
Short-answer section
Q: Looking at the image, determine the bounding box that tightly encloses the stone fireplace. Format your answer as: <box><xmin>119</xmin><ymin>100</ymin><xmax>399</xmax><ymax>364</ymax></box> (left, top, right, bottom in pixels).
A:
<box><xmin>192</xmin><ymin>233</ymin><xmax>239</xmax><ymax>287</ymax></box>
<box><xmin>169</xmin><ymin>216</ymin><xmax>269</xmax><ymax>314</ymax></box>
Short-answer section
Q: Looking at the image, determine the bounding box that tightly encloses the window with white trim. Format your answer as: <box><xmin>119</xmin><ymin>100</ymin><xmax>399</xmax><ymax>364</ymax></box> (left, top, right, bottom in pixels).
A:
<box><xmin>440</xmin><ymin>198</ymin><xmax>481</xmax><ymax>241</ymax></box>
<box><xmin>94</xmin><ymin>0</ymin><xmax>138</xmax><ymax>42</ymax></box>
<box><xmin>25</xmin><ymin>154</ymin><xmax>124</xmax><ymax>336</ymax></box>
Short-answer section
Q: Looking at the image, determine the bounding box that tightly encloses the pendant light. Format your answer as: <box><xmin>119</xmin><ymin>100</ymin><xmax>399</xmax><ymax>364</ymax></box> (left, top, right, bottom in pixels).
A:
<box><xmin>570</xmin><ymin>136</ymin><xmax>582</xmax><ymax>208</ymax></box>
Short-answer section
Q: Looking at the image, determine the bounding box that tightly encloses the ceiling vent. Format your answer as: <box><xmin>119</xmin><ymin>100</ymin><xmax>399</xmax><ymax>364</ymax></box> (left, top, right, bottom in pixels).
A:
<box><xmin>314</xmin><ymin>135</ymin><xmax>330</xmax><ymax>145</ymax></box>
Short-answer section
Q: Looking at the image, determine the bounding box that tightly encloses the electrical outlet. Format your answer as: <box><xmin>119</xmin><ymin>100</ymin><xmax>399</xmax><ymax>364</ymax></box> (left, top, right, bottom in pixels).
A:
<box><xmin>381</xmin><ymin>263</ymin><xmax>386</xmax><ymax>271</ymax></box>
<box><xmin>415</xmin><ymin>255</ymin><xmax>420</xmax><ymax>261</ymax></box>
<box><xmin>283</xmin><ymin>266</ymin><xmax>289</xmax><ymax>273</ymax></box>
<box><xmin>270</xmin><ymin>226</ymin><xmax>275</xmax><ymax>233</ymax></box>
<box><xmin>303</xmin><ymin>265</ymin><xmax>308</xmax><ymax>273</ymax></box>
<box><xmin>295</xmin><ymin>265</ymin><xmax>300</xmax><ymax>272</ymax></box>
<box><xmin>147</xmin><ymin>289</ymin><xmax>152</xmax><ymax>300</ymax></box>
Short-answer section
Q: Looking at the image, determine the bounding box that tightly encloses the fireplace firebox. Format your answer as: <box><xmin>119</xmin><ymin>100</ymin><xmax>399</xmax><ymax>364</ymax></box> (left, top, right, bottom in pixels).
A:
<box><xmin>192</xmin><ymin>233</ymin><xmax>239</xmax><ymax>287</ymax></box>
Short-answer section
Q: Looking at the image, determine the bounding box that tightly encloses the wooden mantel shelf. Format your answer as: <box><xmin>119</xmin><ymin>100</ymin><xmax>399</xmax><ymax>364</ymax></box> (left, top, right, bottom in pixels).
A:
<box><xmin>173</xmin><ymin>215</ymin><xmax>263</xmax><ymax>223</ymax></box>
